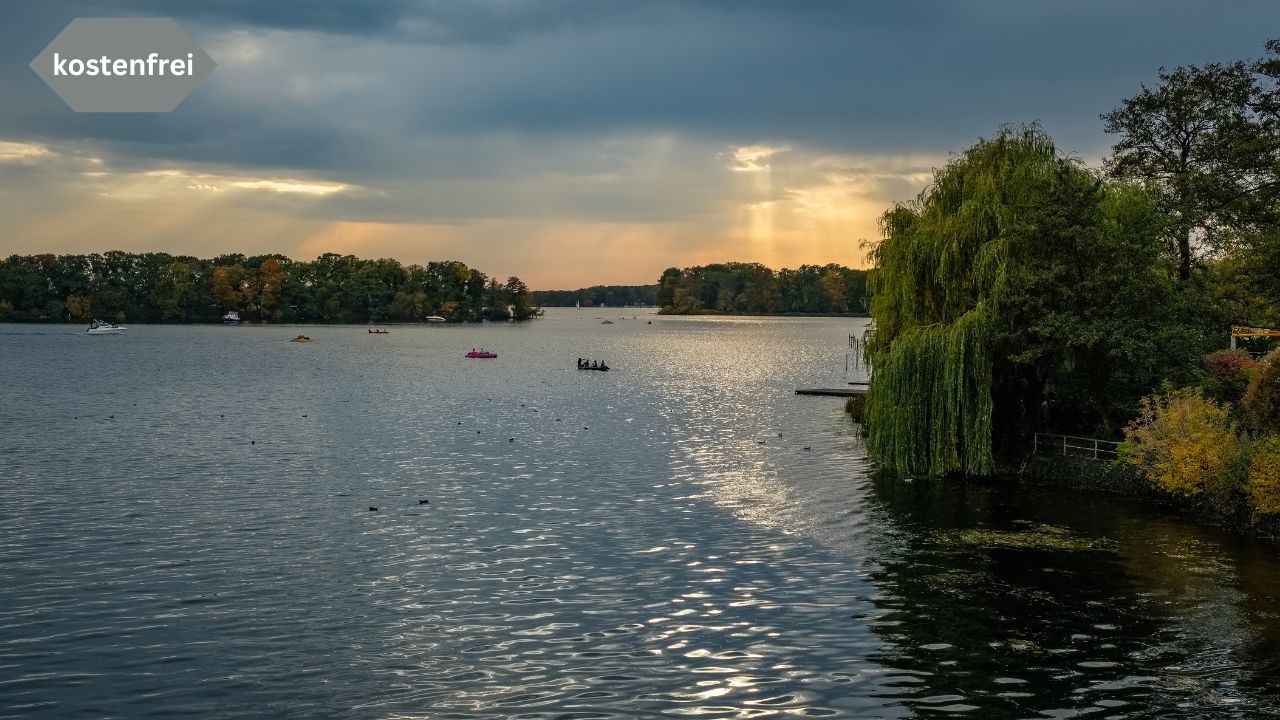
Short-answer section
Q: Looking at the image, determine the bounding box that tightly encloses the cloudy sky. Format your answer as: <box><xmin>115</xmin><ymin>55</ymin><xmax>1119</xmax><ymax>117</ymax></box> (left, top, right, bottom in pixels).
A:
<box><xmin>0</xmin><ymin>1</ymin><xmax>1275</xmax><ymax>288</ymax></box>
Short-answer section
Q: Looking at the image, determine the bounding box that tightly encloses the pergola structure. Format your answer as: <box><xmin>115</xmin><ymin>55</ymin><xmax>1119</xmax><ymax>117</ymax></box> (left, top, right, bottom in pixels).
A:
<box><xmin>1231</xmin><ymin>325</ymin><xmax>1280</xmax><ymax>350</ymax></box>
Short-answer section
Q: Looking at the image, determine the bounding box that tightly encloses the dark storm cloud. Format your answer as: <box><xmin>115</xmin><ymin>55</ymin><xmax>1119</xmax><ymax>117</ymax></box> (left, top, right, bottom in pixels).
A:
<box><xmin>1</xmin><ymin>1</ymin><xmax>1277</xmax><ymax>199</ymax></box>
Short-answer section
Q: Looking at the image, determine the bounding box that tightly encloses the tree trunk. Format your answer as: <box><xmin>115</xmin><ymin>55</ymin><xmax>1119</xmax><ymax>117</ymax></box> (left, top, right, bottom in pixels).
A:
<box><xmin>1178</xmin><ymin>225</ymin><xmax>1192</xmax><ymax>281</ymax></box>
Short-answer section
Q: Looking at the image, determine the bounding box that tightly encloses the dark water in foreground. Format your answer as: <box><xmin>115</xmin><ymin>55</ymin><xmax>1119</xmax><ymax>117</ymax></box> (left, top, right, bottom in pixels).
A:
<box><xmin>2</xmin><ymin>312</ymin><xmax>1279</xmax><ymax>718</ymax></box>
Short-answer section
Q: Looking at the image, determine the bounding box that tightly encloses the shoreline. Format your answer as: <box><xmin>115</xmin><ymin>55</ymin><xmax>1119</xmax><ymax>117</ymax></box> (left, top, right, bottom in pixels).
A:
<box><xmin>844</xmin><ymin>401</ymin><xmax>1280</xmax><ymax>542</ymax></box>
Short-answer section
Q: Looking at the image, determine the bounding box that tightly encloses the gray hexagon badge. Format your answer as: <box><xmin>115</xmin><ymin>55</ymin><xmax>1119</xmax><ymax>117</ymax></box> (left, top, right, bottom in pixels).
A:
<box><xmin>30</xmin><ymin>18</ymin><xmax>216</xmax><ymax>112</ymax></box>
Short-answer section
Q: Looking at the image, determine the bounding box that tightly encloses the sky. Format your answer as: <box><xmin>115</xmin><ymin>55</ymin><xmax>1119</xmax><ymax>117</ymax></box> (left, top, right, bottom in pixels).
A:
<box><xmin>0</xmin><ymin>1</ymin><xmax>1276</xmax><ymax>288</ymax></box>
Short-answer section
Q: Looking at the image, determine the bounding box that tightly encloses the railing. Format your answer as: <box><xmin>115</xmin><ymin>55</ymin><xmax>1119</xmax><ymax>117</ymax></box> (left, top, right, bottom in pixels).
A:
<box><xmin>1033</xmin><ymin>433</ymin><xmax>1120</xmax><ymax>461</ymax></box>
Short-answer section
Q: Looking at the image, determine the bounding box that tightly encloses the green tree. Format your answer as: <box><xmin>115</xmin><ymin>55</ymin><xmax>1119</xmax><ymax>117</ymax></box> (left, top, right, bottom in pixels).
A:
<box><xmin>1102</xmin><ymin>40</ymin><xmax>1280</xmax><ymax>280</ymax></box>
<box><xmin>0</xmin><ymin>252</ymin><xmax>528</xmax><ymax>325</ymax></box>
<box><xmin>671</xmin><ymin>287</ymin><xmax>702</xmax><ymax>314</ymax></box>
<box><xmin>483</xmin><ymin>278</ymin><xmax>512</xmax><ymax>321</ymax></box>
<box><xmin>506</xmin><ymin>277</ymin><xmax>536</xmax><ymax>320</ymax></box>
<box><xmin>864</xmin><ymin>126</ymin><xmax>1200</xmax><ymax>477</ymax></box>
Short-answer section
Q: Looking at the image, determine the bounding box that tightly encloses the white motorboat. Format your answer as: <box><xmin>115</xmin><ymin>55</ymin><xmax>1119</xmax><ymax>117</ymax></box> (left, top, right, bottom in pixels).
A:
<box><xmin>222</xmin><ymin>310</ymin><xmax>241</xmax><ymax>325</ymax></box>
<box><xmin>425</xmin><ymin>316</ymin><xmax>447</xmax><ymax>323</ymax></box>
<box><xmin>87</xmin><ymin>319</ymin><xmax>126</xmax><ymax>335</ymax></box>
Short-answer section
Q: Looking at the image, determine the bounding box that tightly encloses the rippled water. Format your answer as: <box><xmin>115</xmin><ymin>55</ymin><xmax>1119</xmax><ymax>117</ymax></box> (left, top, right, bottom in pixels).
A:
<box><xmin>2</xmin><ymin>312</ymin><xmax>1279</xmax><ymax>718</ymax></box>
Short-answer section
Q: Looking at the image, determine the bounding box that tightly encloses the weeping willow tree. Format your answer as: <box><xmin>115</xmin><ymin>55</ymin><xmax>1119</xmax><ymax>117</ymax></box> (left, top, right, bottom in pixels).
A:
<box><xmin>864</xmin><ymin>126</ymin><xmax>1076</xmax><ymax>476</ymax></box>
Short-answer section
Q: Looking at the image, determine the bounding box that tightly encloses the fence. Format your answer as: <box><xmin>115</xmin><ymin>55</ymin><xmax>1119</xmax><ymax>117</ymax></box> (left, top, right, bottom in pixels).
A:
<box><xmin>1033</xmin><ymin>433</ymin><xmax>1120</xmax><ymax>461</ymax></box>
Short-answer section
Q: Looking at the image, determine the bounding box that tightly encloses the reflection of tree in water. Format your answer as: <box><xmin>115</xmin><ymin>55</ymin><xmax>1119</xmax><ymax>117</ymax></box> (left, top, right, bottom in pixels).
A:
<box><xmin>858</xmin><ymin>471</ymin><xmax>1242</xmax><ymax>717</ymax></box>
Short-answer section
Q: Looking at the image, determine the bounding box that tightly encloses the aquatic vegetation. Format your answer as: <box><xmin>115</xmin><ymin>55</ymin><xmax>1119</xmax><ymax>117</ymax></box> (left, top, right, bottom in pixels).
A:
<box><xmin>934</xmin><ymin>522</ymin><xmax>1117</xmax><ymax>553</ymax></box>
<box><xmin>844</xmin><ymin>394</ymin><xmax>866</xmax><ymax>424</ymax></box>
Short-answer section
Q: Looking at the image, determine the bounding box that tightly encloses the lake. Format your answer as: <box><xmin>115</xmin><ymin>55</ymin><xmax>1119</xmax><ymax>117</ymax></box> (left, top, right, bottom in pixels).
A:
<box><xmin>2</xmin><ymin>311</ymin><xmax>1279</xmax><ymax>718</ymax></box>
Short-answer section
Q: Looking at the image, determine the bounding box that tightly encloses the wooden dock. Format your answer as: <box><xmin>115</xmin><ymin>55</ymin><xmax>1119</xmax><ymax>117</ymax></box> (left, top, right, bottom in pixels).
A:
<box><xmin>795</xmin><ymin>386</ymin><xmax>867</xmax><ymax>397</ymax></box>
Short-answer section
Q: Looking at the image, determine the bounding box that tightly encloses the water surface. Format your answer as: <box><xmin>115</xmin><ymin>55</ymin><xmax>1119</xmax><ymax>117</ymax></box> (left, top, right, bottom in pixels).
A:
<box><xmin>2</xmin><ymin>312</ymin><xmax>1279</xmax><ymax>718</ymax></box>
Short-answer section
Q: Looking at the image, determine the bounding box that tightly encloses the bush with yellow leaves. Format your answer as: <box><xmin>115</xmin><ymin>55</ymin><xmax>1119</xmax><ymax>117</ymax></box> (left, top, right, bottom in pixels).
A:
<box><xmin>1121</xmin><ymin>388</ymin><xmax>1247</xmax><ymax>504</ymax></box>
<box><xmin>1248</xmin><ymin>437</ymin><xmax>1280</xmax><ymax>516</ymax></box>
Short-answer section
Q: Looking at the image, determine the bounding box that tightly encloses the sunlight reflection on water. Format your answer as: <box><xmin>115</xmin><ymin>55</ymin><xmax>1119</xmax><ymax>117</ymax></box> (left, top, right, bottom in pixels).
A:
<box><xmin>2</xmin><ymin>313</ymin><xmax>1279</xmax><ymax>718</ymax></box>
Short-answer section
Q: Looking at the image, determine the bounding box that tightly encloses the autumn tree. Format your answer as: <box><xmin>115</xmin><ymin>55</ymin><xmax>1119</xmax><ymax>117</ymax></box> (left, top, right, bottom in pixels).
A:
<box><xmin>210</xmin><ymin>265</ymin><xmax>244</xmax><ymax>311</ymax></box>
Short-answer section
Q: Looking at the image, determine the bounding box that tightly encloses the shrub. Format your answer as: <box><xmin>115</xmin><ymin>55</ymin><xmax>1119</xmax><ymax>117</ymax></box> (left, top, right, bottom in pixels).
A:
<box><xmin>1249</xmin><ymin>437</ymin><xmax>1280</xmax><ymax>516</ymax></box>
<box><xmin>1202</xmin><ymin>350</ymin><xmax>1258</xmax><ymax>406</ymax></box>
<box><xmin>1121</xmin><ymin>388</ymin><xmax>1246</xmax><ymax>503</ymax></box>
<box><xmin>1244</xmin><ymin>349</ymin><xmax>1280</xmax><ymax>433</ymax></box>
<box><xmin>844</xmin><ymin>394</ymin><xmax>866</xmax><ymax>423</ymax></box>
<box><xmin>1205</xmin><ymin>349</ymin><xmax>1258</xmax><ymax>377</ymax></box>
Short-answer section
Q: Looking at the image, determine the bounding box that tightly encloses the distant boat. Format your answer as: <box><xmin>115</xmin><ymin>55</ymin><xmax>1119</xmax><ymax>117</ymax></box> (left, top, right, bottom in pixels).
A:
<box><xmin>222</xmin><ymin>311</ymin><xmax>241</xmax><ymax>326</ymax></box>
<box><xmin>466</xmin><ymin>350</ymin><xmax>497</xmax><ymax>358</ymax></box>
<box><xmin>577</xmin><ymin>361</ymin><xmax>610</xmax><ymax>371</ymax></box>
<box><xmin>426</xmin><ymin>316</ymin><xmax>447</xmax><ymax>323</ymax></box>
<box><xmin>601</xmin><ymin>320</ymin><xmax>614</xmax><ymax>324</ymax></box>
<box><xmin>290</xmin><ymin>335</ymin><xmax>312</xmax><ymax>343</ymax></box>
<box><xmin>87</xmin><ymin>319</ymin><xmax>126</xmax><ymax>335</ymax></box>
<box><xmin>368</xmin><ymin>328</ymin><xmax>389</xmax><ymax>334</ymax></box>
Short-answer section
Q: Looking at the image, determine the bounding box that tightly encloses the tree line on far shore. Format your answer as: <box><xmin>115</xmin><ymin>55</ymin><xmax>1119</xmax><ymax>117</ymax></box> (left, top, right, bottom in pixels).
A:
<box><xmin>656</xmin><ymin>262</ymin><xmax>868</xmax><ymax>315</ymax></box>
<box><xmin>0</xmin><ymin>252</ymin><xmax>535</xmax><ymax>323</ymax></box>
<box><xmin>532</xmin><ymin>285</ymin><xmax>658</xmax><ymax>307</ymax></box>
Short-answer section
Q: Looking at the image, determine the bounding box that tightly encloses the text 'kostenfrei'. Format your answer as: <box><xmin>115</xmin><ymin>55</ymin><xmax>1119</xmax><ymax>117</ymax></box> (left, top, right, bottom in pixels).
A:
<box><xmin>52</xmin><ymin>52</ymin><xmax>195</xmax><ymax>77</ymax></box>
